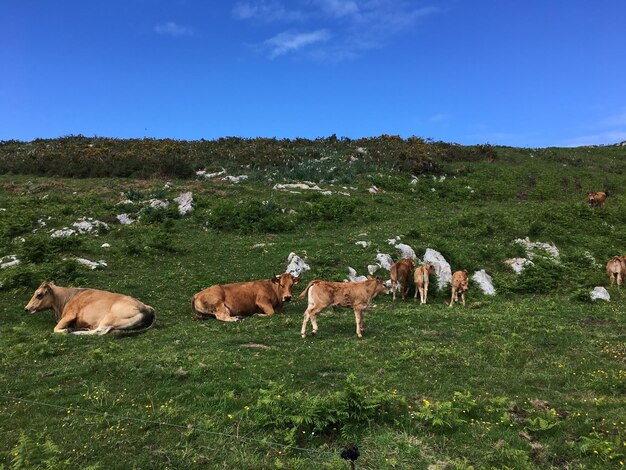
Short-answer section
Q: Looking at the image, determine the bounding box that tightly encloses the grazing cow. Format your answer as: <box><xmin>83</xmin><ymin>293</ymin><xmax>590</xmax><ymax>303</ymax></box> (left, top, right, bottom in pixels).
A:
<box><xmin>607</xmin><ymin>256</ymin><xmax>626</xmax><ymax>286</ymax></box>
<box><xmin>587</xmin><ymin>191</ymin><xmax>607</xmax><ymax>209</ymax></box>
<box><xmin>191</xmin><ymin>273</ymin><xmax>299</xmax><ymax>322</ymax></box>
<box><xmin>24</xmin><ymin>281</ymin><xmax>156</xmax><ymax>335</ymax></box>
<box><xmin>298</xmin><ymin>277</ymin><xmax>388</xmax><ymax>338</ymax></box>
<box><xmin>449</xmin><ymin>270</ymin><xmax>469</xmax><ymax>307</ymax></box>
<box><xmin>414</xmin><ymin>263</ymin><xmax>436</xmax><ymax>304</ymax></box>
<box><xmin>390</xmin><ymin>258</ymin><xmax>415</xmax><ymax>301</ymax></box>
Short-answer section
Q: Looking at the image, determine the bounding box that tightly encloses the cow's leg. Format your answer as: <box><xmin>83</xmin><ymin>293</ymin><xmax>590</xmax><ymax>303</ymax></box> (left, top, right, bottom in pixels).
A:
<box><xmin>301</xmin><ymin>310</ymin><xmax>311</xmax><ymax>338</ymax></box>
<box><xmin>256</xmin><ymin>301</ymin><xmax>276</xmax><ymax>317</ymax></box>
<box><xmin>70</xmin><ymin>326</ymin><xmax>113</xmax><ymax>335</ymax></box>
<box><xmin>618</xmin><ymin>272</ymin><xmax>623</xmax><ymax>287</ymax></box>
<box><xmin>354</xmin><ymin>308</ymin><xmax>364</xmax><ymax>337</ymax></box>
<box><xmin>402</xmin><ymin>282</ymin><xmax>408</xmax><ymax>300</ymax></box>
<box><xmin>448</xmin><ymin>288</ymin><xmax>456</xmax><ymax>307</ymax></box>
<box><xmin>414</xmin><ymin>283</ymin><xmax>419</xmax><ymax>300</ymax></box>
<box><xmin>391</xmin><ymin>280</ymin><xmax>397</xmax><ymax>301</ymax></box>
<box><xmin>53</xmin><ymin>315</ymin><xmax>75</xmax><ymax>334</ymax></box>
<box><xmin>309</xmin><ymin>309</ymin><xmax>320</xmax><ymax>336</ymax></box>
<box><xmin>461</xmin><ymin>291</ymin><xmax>466</xmax><ymax>307</ymax></box>
<box><xmin>423</xmin><ymin>280</ymin><xmax>429</xmax><ymax>304</ymax></box>
<box><xmin>214</xmin><ymin>303</ymin><xmax>240</xmax><ymax>322</ymax></box>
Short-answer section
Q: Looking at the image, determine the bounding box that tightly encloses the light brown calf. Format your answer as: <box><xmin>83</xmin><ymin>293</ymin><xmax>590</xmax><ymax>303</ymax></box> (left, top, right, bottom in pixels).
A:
<box><xmin>390</xmin><ymin>258</ymin><xmax>415</xmax><ymax>301</ymax></box>
<box><xmin>191</xmin><ymin>273</ymin><xmax>299</xmax><ymax>322</ymax></box>
<box><xmin>414</xmin><ymin>263</ymin><xmax>436</xmax><ymax>304</ymax></box>
<box><xmin>298</xmin><ymin>277</ymin><xmax>388</xmax><ymax>338</ymax></box>
<box><xmin>607</xmin><ymin>256</ymin><xmax>626</xmax><ymax>286</ymax></box>
<box><xmin>24</xmin><ymin>281</ymin><xmax>156</xmax><ymax>335</ymax></box>
<box><xmin>587</xmin><ymin>191</ymin><xmax>607</xmax><ymax>209</ymax></box>
<box><xmin>449</xmin><ymin>270</ymin><xmax>469</xmax><ymax>307</ymax></box>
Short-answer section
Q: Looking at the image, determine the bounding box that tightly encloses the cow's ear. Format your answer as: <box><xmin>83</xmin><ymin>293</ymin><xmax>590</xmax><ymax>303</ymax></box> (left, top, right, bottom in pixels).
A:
<box><xmin>49</xmin><ymin>280</ymin><xmax>56</xmax><ymax>286</ymax></box>
<box><xmin>271</xmin><ymin>275</ymin><xmax>280</xmax><ymax>284</ymax></box>
<box><xmin>367</xmin><ymin>275</ymin><xmax>373</xmax><ymax>280</ymax></box>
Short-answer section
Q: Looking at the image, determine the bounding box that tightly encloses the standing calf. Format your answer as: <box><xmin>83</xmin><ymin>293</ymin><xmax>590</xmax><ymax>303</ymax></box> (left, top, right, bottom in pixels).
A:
<box><xmin>390</xmin><ymin>258</ymin><xmax>415</xmax><ymax>301</ymax></box>
<box><xmin>414</xmin><ymin>263</ymin><xmax>436</xmax><ymax>304</ymax></box>
<box><xmin>607</xmin><ymin>256</ymin><xmax>626</xmax><ymax>286</ymax></box>
<box><xmin>298</xmin><ymin>277</ymin><xmax>388</xmax><ymax>338</ymax></box>
<box><xmin>449</xmin><ymin>270</ymin><xmax>469</xmax><ymax>307</ymax></box>
<box><xmin>587</xmin><ymin>191</ymin><xmax>607</xmax><ymax>209</ymax></box>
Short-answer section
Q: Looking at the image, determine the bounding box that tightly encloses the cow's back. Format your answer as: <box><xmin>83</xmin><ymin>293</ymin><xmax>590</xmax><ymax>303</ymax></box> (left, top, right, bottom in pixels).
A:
<box><xmin>220</xmin><ymin>280</ymin><xmax>280</xmax><ymax>316</ymax></box>
<box><xmin>68</xmin><ymin>289</ymin><xmax>145</xmax><ymax>326</ymax></box>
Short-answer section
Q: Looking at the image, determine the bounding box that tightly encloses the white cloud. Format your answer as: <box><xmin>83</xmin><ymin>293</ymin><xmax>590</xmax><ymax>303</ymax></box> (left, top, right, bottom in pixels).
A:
<box><xmin>233</xmin><ymin>1</ymin><xmax>304</xmax><ymax>22</ymax></box>
<box><xmin>263</xmin><ymin>29</ymin><xmax>331</xmax><ymax>58</ymax></box>
<box><xmin>429</xmin><ymin>113</ymin><xmax>448</xmax><ymax>123</ymax></box>
<box><xmin>154</xmin><ymin>22</ymin><xmax>193</xmax><ymax>37</ymax></box>
<box><xmin>317</xmin><ymin>0</ymin><xmax>360</xmax><ymax>18</ymax></box>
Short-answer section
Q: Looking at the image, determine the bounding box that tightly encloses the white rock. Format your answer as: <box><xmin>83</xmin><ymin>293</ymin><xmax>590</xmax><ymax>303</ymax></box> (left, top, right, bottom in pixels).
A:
<box><xmin>505</xmin><ymin>257</ymin><xmax>534</xmax><ymax>274</ymax></box>
<box><xmin>346</xmin><ymin>267</ymin><xmax>368</xmax><ymax>282</ymax></box>
<box><xmin>368</xmin><ymin>186</ymin><xmax>381</xmax><ymax>194</ymax></box>
<box><xmin>395</xmin><ymin>243</ymin><xmax>417</xmax><ymax>260</ymax></box>
<box><xmin>50</xmin><ymin>228</ymin><xmax>76</xmax><ymax>238</ymax></box>
<box><xmin>72</xmin><ymin>218</ymin><xmax>109</xmax><ymax>234</ymax></box>
<box><xmin>116</xmin><ymin>199</ymin><xmax>134</xmax><ymax>206</ymax></box>
<box><xmin>356</xmin><ymin>147</ymin><xmax>367</xmax><ymax>154</ymax></box>
<box><xmin>164</xmin><ymin>182</ymin><xmax>172</xmax><ymax>189</ymax></box>
<box><xmin>367</xmin><ymin>264</ymin><xmax>380</xmax><ymax>275</ymax></box>
<box><xmin>590</xmin><ymin>287</ymin><xmax>610</xmax><ymax>301</ymax></box>
<box><xmin>338</xmin><ymin>191</ymin><xmax>351</xmax><ymax>196</ymax></box>
<box><xmin>387</xmin><ymin>236</ymin><xmax>401</xmax><ymax>245</ymax></box>
<box><xmin>472</xmin><ymin>270</ymin><xmax>496</xmax><ymax>295</ymax></box>
<box><xmin>101</xmin><ymin>243</ymin><xmax>111</xmax><ymax>249</ymax></box>
<box><xmin>285</xmin><ymin>252</ymin><xmax>310</xmax><ymax>278</ymax></box>
<box><xmin>376</xmin><ymin>253</ymin><xmax>393</xmax><ymax>271</ymax></box>
<box><xmin>514</xmin><ymin>237</ymin><xmax>559</xmax><ymax>259</ymax></box>
<box><xmin>148</xmin><ymin>199</ymin><xmax>169</xmax><ymax>209</ymax></box>
<box><xmin>422</xmin><ymin>248</ymin><xmax>452</xmax><ymax>290</ymax></box>
<box><xmin>73</xmin><ymin>258</ymin><xmax>107</xmax><ymax>270</ymax></box>
<box><xmin>273</xmin><ymin>183</ymin><xmax>322</xmax><ymax>191</ymax></box>
<box><xmin>355</xmin><ymin>241</ymin><xmax>370</xmax><ymax>248</ymax></box>
<box><xmin>321</xmin><ymin>190</ymin><xmax>333</xmax><ymax>196</ymax></box>
<box><xmin>0</xmin><ymin>255</ymin><xmax>20</xmax><ymax>269</ymax></box>
<box><xmin>196</xmin><ymin>169</ymin><xmax>226</xmax><ymax>179</ymax></box>
<box><xmin>116</xmin><ymin>214</ymin><xmax>135</xmax><ymax>225</ymax></box>
<box><xmin>174</xmin><ymin>192</ymin><xmax>193</xmax><ymax>216</ymax></box>
<box><xmin>0</xmin><ymin>208</ymin><xmax>6</xmax><ymax>212</ymax></box>
<box><xmin>223</xmin><ymin>175</ymin><xmax>249</xmax><ymax>183</ymax></box>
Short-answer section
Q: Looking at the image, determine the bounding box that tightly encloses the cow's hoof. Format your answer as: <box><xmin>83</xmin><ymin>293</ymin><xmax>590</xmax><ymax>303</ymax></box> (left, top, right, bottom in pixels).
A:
<box><xmin>311</xmin><ymin>331</ymin><xmax>317</xmax><ymax>337</ymax></box>
<box><xmin>301</xmin><ymin>334</ymin><xmax>306</xmax><ymax>339</ymax></box>
<box><xmin>357</xmin><ymin>334</ymin><xmax>363</xmax><ymax>338</ymax></box>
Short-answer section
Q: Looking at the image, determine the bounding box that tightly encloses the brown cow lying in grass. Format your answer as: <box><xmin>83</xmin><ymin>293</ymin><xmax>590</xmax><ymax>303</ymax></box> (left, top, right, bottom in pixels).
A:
<box><xmin>587</xmin><ymin>191</ymin><xmax>607</xmax><ymax>209</ymax></box>
<box><xmin>414</xmin><ymin>263</ymin><xmax>436</xmax><ymax>304</ymax></box>
<box><xmin>24</xmin><ymin>281</ymin><xmax>156</xmax><ymax>335</ymax></box>
<box><xmin>298</xmin><ymin>277</ymin><xmax>388</xmax><ymax>338</ymax></box>
<box><xmin>607</xmin><ymin>256</ymin><xmax>626</xmax><ymax>286</ymax></box>
<box><xmin>390</xmin><ymin>258</ymin><xmax>415</xmax><ymax>301</ymax></box>
<box><xmin>191</xmin><ymin>273</ymin><xmax>299</xmax><ymax>322</ymax></box>
<box><xmin>449</xmin><ymin>270</ymin><xmax>469</xmax><ymax>307</ymax></box>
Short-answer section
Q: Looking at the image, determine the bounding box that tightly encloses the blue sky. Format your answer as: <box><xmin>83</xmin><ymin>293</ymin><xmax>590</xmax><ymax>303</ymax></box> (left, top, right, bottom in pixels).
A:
<box><xmin>2</xmin><ymin>1</ymin><xmax>626</xmax><ymax>147</ymax></box>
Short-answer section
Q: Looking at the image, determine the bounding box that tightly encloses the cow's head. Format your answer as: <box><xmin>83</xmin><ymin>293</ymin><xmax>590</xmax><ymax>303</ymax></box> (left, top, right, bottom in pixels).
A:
<box><xmin>24</xmin><ymin>281</ymin><xmax>55</xmax><ymax>314</ymax></box>
<box><xmin>404</xmin><ymin>258</ymin><xmax>416</xmax><ymax>269</ymax></box>
<box><xmin>272</xmin><ymin>273</ymin><xmax>299</xmax><ymax>302</ymax></box>
<box><xmin>424</xmin><ymin>264</ymin><xmax>436</xmax><ymax>275</ymax></box>
<box><xmin>368</xmin><ymin>276</ymin><xmax>389</xmax><ymax>296</ymax></box>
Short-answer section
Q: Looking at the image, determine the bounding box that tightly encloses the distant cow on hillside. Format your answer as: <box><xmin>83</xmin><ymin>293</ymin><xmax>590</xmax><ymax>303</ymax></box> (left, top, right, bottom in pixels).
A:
<box><xmin>414</xmin><ymin>263</ymin><xmax>436</xmax><ymax>304</ymax></box>
<box><xmin>607</xmin><ymin>256</ymin><xmax>626</xmax><ymax>286</ymax></box>
<box><xmin>449</xmin><ymin>270</ymin><xmax>469</xmax><ymax>307</ymax></box>
<box><xmin>191</xmin><ymin>273</ymin><xmax>299</xmax><ymax>322</ymax></box>
<box><xmin>587</xmin><ymin>191</ymin><xmax>607</xmax><ymax>209</ymax></box>
<box><xmin>390</xmin><ymin>258</ymin><xmax>415</xmax><ymax>301</ymax></box>
<box><xmin>298</xmin><ymin>277</ymin><xmax>388</xmax><ymax>338</ymax></box>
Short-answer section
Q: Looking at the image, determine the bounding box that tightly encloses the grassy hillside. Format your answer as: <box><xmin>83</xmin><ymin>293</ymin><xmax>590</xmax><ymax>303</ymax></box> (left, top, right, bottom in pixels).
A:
<box><xmin>0</xmin><ymin>139</ymin><xmax>625</xmax><ymax>468</ymax></box>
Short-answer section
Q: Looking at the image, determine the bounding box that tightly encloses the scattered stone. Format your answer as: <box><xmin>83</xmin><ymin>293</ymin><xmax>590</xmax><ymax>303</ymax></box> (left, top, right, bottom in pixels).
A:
<box><xmin>375</xmin><ymin>253</ymin><xmax>393</xmax><ymax>271</ymax></box>
<box><xmin>590</xmin><ymin>286</ymin><xmax>610</xmax><ymax>302</ymax></box>
<box><xmin>285</xmin><ymin>252</ymin><xmax>310</xmax><ymax>278</ymax></box>
<box><xmin>514</xmin><ymin>237</ymin><xmax>560</xmax><ymax>259</ymax></box>
<box><xmin>321</xmin><ymin>190</ymin><xmax>333</xmax><ymax>196</ymax></box>
<box><xmin>355</xmin><ymin>241</ymin><xmax>370</xmax><ymax>248</ymax></box>
<box><xmin>72</xmin><ymin>218</ymin><xmax>109</xmax><ymax>234</ymax></box>
<box><xmin>223</xmin><ymin>175</ymin><xmax>249</xmax><ymax>183</ymax></box>
<box><xmin>505</xmin><ymin>257</ymin><xmax>533</xmax><ymax>274</ymax></box>
<box><xmin>0</xmin><ymin>255</ymin><xmax>20</xmax><ymax>269</ymax></box>
<box><xmin>472</xmin><ymin>270</ymin><xmax>496</xmax><ymax>295</ymax></box>
<box><xmin>368</xmin><ymin>185</ymin><xmax>382</xmax><ymax>194</ymax></box>
<box><xmin>50</xmin><ymin>228</ymin><xmax>76</xmax><ymax>238</ymax></box>
<box><xmin>196</xmin><ymin>169</ymin><xmax>226</xmax><ymax>179</ymax></box>
<box><xmin>174</xmin><ymin>192</ymin><xmax>193</xmax><ymax>216</ymax></box>
<box><xmin>101</xmin><ymin>243</ymin><xmax>111</xmax><ymax>249</ymax></box>
<box><xmin>72</xmin><ymin>258</ymin><xmax>107</xmax><ymax>270</ymax></box>
<box><xmin>346</xmin><ymin>267</ymin><xmax>368</xmax><ymax>282</ymax></box>
<box><xmin>0</xmin><ymin>208</ymin><xmax>6</xmax><ymax>212</ymax></box>
<box><xmin>367</xmin><ymin>264</ymin><xmax>380</xmax><ymax>275</ymax></box>
<box><xmin>422</xmin><ymin>248</ymin><xmax>452</xmax><ymax>290</ymax></box>
<box><xmin>273</xmin><ymin>183</ymin><xmax>323</xmax><ymax>191</ymax></box>
<box><xmin>116</xmin><ymin>214</ymin><xmax>135</xmax><ymax>225</ymax></box>
<box><xmin>163</xmin><ymin>181</ymin><xmax>173</xmax><ymax>189</ymax></box>
<box><xmin>148</xmin><ymin>199</ymin><xmax>169</xmax><ymax>209</ymax></box>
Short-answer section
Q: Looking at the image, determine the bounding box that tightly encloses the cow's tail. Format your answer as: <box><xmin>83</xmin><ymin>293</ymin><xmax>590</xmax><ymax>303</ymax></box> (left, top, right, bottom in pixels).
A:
<box><xmin>113</xmin><ymin>305</ymin><xmax>157</xmax><ymax>337</ymax></box>
<box><xmin>298</xmin><ymin>281</ymin><xmax>317</xmax><ymax>301</ymax></box>
<box><xmin>191</xmin><ymin>294</ymin><xmax>200</xmax><ymax>316</ymax></box>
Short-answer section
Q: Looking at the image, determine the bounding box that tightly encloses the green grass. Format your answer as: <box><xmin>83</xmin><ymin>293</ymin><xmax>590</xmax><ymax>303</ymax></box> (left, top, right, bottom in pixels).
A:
<box><xmin>0</xmin><ymin>144</ymin><xmax>625</xmax><ymax>469</ymax></box>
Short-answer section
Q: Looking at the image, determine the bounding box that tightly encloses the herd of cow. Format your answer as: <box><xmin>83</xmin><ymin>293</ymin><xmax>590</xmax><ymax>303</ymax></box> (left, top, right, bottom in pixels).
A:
<box><xmin>21</xmin><ymin>190</ymin><xmax>618</xmax><ymax>338</ymax></box>
<box><xmin>22</xmin><ymin>257</ymin><xmax>470</xmax><ymax>338</ymax></box>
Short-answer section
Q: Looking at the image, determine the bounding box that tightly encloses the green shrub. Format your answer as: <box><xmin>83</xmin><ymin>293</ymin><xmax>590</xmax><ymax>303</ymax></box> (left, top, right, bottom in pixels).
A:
<box><xmin>206</xmin><ymin>200</ymin><xmax>293</xmax><ymax>233</ymax></box>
